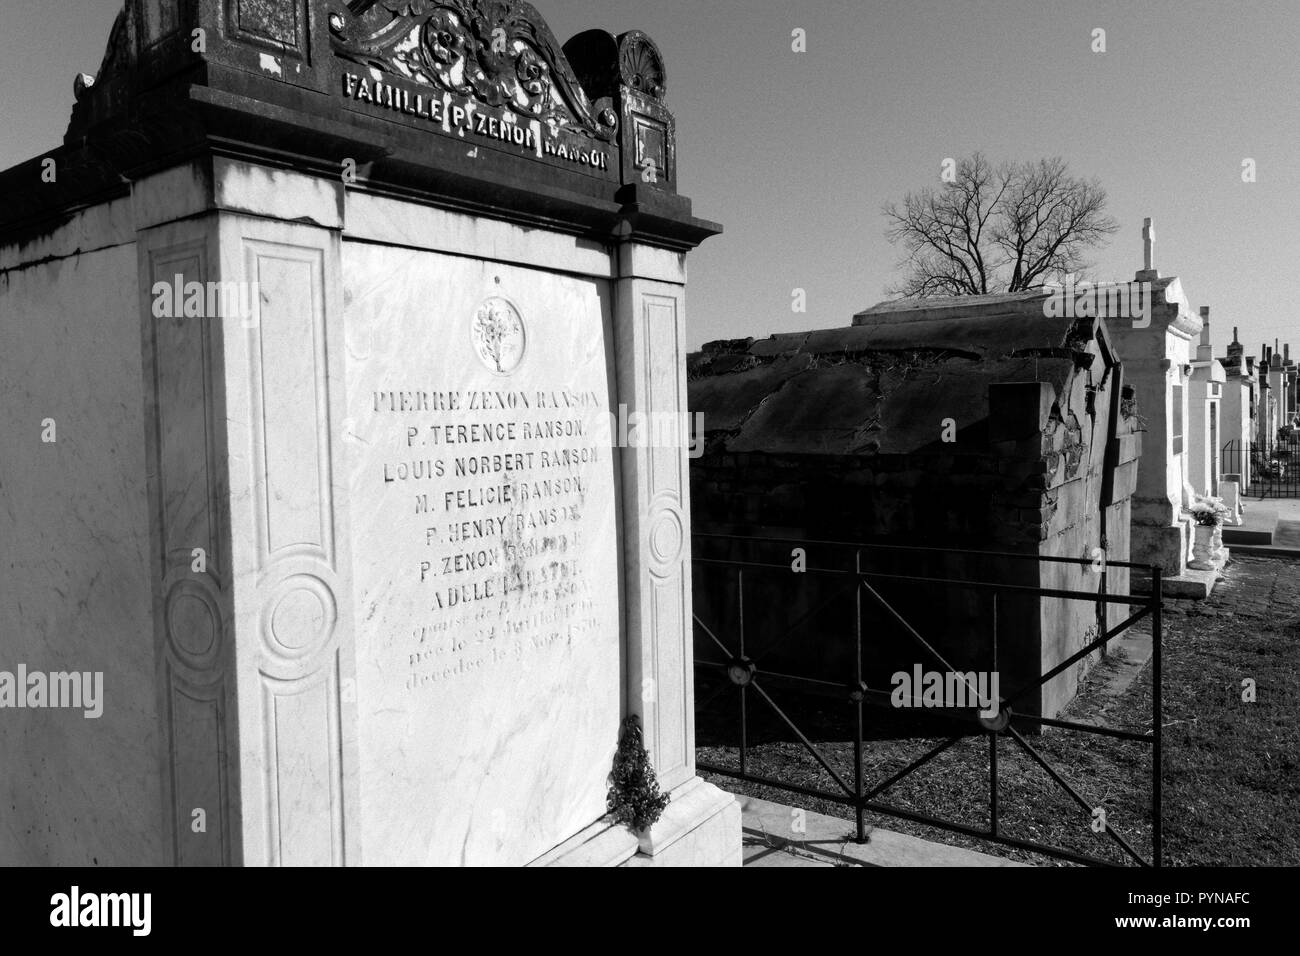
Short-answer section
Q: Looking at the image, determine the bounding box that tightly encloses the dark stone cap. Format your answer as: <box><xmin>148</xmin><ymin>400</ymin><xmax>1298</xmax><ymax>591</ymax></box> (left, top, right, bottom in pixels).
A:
<box><xmin>2</xmin><ymin>0</ymin><xmax>720</xmax><ymax>250</ymax></box>
<box><xmin>688</xmin><ymin>309</ymin><xmax>1113</xmax><ymax>458</ymax></box>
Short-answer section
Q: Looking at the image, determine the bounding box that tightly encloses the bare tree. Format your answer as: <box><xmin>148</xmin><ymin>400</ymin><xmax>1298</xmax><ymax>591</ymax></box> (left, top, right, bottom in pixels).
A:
<box><xmin>882</xmin><ymin>153</ymin><xmax>1119</xmax><ymax>298</ymax></box>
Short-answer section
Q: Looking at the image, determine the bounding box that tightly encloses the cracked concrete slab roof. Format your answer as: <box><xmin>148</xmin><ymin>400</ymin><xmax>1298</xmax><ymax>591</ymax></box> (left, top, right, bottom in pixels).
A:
<box><xmin>689</xmin><ymin>305</ymin><xmax>1101</xmax><ymax>457</ymax></box>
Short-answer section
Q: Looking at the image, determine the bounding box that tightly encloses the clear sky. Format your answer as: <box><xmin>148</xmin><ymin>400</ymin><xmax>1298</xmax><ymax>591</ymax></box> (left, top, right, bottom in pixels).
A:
<box><xmin>3</xmin><ymin>0</ymin><xmax>1298</xmax><ymax>354</ymax></box>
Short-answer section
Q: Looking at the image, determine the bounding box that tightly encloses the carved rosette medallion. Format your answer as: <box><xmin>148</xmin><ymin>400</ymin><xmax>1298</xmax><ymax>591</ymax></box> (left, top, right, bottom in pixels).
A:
<box><xmin>165</xmin><ymin>579</ymin><xmax>224</xmax><ymax>671</ymax></box>
<box><xmin>647</xmin><ymin>491</ymin><xmax>686</xmax><ymax>577</ymax></box>
<box><xmin>261</xmin><ymin>574</ymin><xmax>339</xmax><ymax>663</ymax></box>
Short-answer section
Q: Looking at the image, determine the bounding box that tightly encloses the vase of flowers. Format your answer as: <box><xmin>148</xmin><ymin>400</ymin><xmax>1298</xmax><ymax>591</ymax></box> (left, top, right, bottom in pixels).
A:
<box><xmin>1188</xmin><ymin>495</ymin><xmax>1231</xmax><ymax>570</ymax></box>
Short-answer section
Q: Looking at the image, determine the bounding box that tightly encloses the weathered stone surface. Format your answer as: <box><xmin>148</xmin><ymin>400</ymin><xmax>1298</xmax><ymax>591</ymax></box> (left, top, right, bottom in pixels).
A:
<box><xmin>344</xmin><ymin>244</ymin><xmax>621</xmax><ymax>865</ymax></box>
<box><xmin>1107</xmin><ymin>271</ymin><xmax>1202</xmax><ymax>577</ymax></box>
<box><xmin>4</xmin><ymin>0</ymin><xmax>720</xmax><ymax>253</ymax></box>
<box><xmin>0</xmin><ymin>0</ymin><xmax>735</xmax><ymax>867</ymax></box>
<box><xmin>0</xmin><ymin>241</ymin><xmax>160</xmax><ymax>866</ymax></box>
<box><xmin>689</xmin><ymin>293</ymin><xmax>1138</xmax><ymax>719</ymax></box>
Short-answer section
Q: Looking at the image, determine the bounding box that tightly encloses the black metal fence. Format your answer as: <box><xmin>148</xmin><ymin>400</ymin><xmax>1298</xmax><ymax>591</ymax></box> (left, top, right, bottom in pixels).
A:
<box><xmin>1223</xmin><ymin>434</ymin><xmax>1300</xmax><ymax>498</ymax></box>
<box><xmin>692</xmin><ymin>533</ymin><xmax>1162</xmax><ymax>867</ymax></box>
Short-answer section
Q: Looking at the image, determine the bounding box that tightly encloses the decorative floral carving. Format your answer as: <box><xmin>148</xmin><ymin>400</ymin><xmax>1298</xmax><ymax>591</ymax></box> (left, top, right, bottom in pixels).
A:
<box><xmin>335</xmin><ymin>0</ymin><xmax>608</xmax><ymax>139</ymax></box>
<box><xmin>515</xmin><ymin>47</ymin><xmax>549</xmax><ymax>99</ymax></box>
<box><xmin>471</xmin><ymin>297</ymin><xmax>526</xmax><ymax>374</ymax></box>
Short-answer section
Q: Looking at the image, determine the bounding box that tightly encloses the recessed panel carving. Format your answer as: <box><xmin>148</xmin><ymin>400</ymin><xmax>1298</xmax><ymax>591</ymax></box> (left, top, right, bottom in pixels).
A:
<box><xmin>233</xmin><ymin>0</ymin><xmax>302</xmax><ymax>48</ymax></box>
<box><xmin>149</xmin><ymin>245</ymin><xmax>221</xmax><ymax>583</ymax></box>
<box><xmin>244</xmin><ymin>242</ymin><xmax>333</xmax><ymax>566</ymax></box>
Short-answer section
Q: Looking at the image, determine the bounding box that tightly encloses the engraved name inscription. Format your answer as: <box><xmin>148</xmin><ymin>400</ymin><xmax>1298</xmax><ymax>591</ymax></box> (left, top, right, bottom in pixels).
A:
<box><xmin>341</xmin><ymin>72</ymin><xmax>611</xmax><ymax>171</ymax></box>
<box><xmin>366</xmin><ymin>387</ymin><xmax>609</xmax><ymax>690</ymax></box>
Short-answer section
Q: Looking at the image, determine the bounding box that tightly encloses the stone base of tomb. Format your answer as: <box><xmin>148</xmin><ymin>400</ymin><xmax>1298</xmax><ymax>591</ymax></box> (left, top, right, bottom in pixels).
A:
<box><xmin>530</xmin><ymin>778</ymin><xmax>742</xmax><ymax>867</ymax></box>
<box><xmin>1132</xmin><ymin>519</ymin><xmax>1227</xmax><ymax>599</ymax></box>
<box><xmin>1159</xmin><ymin>567</ymin><xmax>1218</xmax><ymax>599</ymax></box>
<box><xmin>1223</xmin><ymin>508</ymin><xmax>1278</xmax><ymax>545</ymax></box>
<box><xmin>1132</xmin><ymin>564</ymin><xmax>1223</xmax><ymax>600</ymax></box>
<box><xmin>1130</xmin><ymin>521</ymin><xmax>1192</xmax><ymax>578</ymax></box>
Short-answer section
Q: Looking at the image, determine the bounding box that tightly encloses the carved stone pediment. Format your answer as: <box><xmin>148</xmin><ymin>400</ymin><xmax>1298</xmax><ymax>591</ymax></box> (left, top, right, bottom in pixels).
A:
<box><xmin>333</xmin><ymin>0</ymin><xmax>611</xmax><ymax>140</ymax></box>
<box><xmin>8</xmin><ymin>0</ymin><xmax>715</xmax><ymax>251</ymax></box>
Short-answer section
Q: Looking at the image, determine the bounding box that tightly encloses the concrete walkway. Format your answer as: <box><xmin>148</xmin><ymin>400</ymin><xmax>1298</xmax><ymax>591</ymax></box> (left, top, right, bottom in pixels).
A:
<box><xmin>1245</xmin><ymin>497</ymin><xmax>1300</xmax><ymax>521</ymax></box>
<box><xmin>739</xmin><ymin>796</ymin><xmax>1027</xmax><ymax>867</ymax></box>
<box><xmin>1225</xmin><ymin>497</ymin><xmax>1300</xmax><ymax>557</ymax></box>
<box><xmin>1164</xmin><ymin>551</ymin><xmax>1300</xmax><ymax>623</ymax></box>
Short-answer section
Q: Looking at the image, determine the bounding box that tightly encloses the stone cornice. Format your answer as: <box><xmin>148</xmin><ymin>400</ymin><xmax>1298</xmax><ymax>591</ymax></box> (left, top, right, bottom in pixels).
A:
<box><xmin>0</xmin><ymin>0</ymin><xmax>719</xmax><ymax>253</ymax></box>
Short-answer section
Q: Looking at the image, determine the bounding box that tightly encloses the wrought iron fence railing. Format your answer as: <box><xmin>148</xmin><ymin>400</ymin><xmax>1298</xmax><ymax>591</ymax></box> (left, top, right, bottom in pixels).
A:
<box><xmin>1223</xmin><ymin>436</ymin><xmax>1300</xmax><ymax>498</ymax></box>
<box><xmin>692</xmin><ymin>533</ymin><xmax>1162</xmax><ymax>867</ymax></box>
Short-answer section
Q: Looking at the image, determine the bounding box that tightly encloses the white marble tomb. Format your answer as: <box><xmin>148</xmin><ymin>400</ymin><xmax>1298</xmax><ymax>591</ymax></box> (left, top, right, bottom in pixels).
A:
<box><xmin>0</xmin><ymin>0</ymin><xmax>740</xmax><ymax>867</ymax></box>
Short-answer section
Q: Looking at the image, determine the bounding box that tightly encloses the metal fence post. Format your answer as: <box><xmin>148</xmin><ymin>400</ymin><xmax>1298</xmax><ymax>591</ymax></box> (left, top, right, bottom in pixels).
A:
<box><xmin>1152</xmin><ymin>565</ymin><xmax>1163</xmax><ymax>868</ymax></box>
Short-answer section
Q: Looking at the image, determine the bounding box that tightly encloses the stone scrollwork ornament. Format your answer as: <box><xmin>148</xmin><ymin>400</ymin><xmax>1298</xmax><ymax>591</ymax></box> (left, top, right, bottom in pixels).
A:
<box><xmin>335</xmin><ymin>0</ymin><xmax>611</xmax><ymax>140</ymax></box>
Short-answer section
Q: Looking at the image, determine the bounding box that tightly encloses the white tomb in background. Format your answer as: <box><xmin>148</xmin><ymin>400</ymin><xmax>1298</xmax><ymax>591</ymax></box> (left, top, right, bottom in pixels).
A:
<box><xmin>1106</xmin><ymin>219</ymin><xmax>1205</xmax><ymax>589</ymax></box>
<box><xmin>1189</xmin><ymin>307</ymin><xmax>1226</xmax><ymax>498</ymax></box>
<box><xmin>1217</xmin><ymin>327</ymin><xmax>1256</xmax><ymax>523</ymax></box>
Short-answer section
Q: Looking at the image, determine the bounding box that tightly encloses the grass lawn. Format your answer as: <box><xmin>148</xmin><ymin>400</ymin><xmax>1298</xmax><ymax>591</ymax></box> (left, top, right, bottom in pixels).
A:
<box><xmin>1159</xmin><ymin>558</ymin><xmax>1300</xmax><ymax>865</ymax></box>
